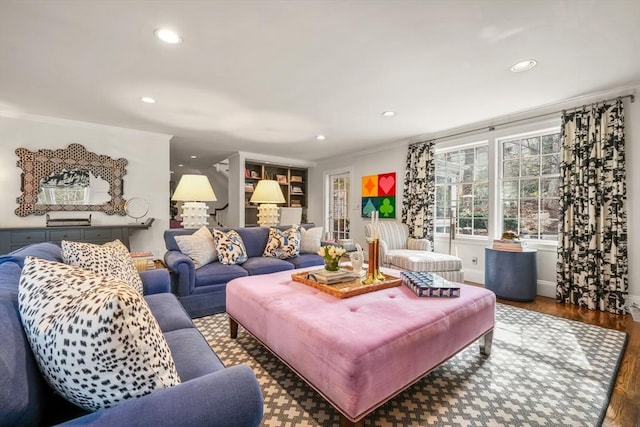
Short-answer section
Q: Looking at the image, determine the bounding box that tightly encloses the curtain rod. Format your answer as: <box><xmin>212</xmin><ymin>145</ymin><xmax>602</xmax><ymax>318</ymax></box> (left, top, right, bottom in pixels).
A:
<box><xmin>409</xmin><ymin>93</ymin><xmax>635</xmax><ymax>146</ymax></box>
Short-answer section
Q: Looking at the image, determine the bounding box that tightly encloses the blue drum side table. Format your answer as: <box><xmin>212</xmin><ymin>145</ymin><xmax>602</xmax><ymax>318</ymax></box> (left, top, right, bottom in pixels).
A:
<box><xmin>484</xmin><ymin>248</ymin><xmax>537</xmax><ymax>301</ymax></box>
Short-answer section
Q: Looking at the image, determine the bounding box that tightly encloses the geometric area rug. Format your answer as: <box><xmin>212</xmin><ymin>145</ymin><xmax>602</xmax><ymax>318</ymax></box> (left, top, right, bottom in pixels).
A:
<box><xmin>194</xmin><ymin>304</ymin><xmax>627</xmax><ymax>427</ymax></box>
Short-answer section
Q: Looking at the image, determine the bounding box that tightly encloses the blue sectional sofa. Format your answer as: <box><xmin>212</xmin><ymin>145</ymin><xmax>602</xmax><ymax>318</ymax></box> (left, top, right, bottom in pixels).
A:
<box><xmin>164</xmin><ymin>224</ymin><xmax>324</xmax><ymax>318</ymax></box>
<box><xmin>0</xmin><ymin>242</ymin><xmax>263</xmax><ymax>427</ymax></box>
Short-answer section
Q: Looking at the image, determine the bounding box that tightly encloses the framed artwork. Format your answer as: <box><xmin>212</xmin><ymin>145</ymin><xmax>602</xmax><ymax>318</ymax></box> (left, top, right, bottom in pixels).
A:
<box><xmin>276</xmin><ymin>174</ymin><xmax>288</xmax><ymax>184</ymax></box>
<box><xmin>361</xmin><ymin>172</ymin><xmax>396</xmax><ymax>218</ymax></box>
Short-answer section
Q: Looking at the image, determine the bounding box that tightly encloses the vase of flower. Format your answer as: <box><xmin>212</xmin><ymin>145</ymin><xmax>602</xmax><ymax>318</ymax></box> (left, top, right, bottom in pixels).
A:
<box><xmin>317</xmin><ymin>245</ymin><xmax>346</xmax><ymax>272</ymax></box>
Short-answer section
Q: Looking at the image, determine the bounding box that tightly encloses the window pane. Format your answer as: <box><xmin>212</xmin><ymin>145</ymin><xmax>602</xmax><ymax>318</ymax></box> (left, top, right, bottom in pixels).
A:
<box><xmin>502</xmin><ymin>180</ymin><xmax>518</xmax><ymax>199</ymax></box>
<box><xmin>520</xmin><ymin>200</ymin><xmax>539</xmax><ymax>218</ymax></box>
<box><xmin>503</xmin><ymin>200</ymin><xmax>518</xmax><ymax>218</ymax></box>
<box><xmin>473</xmin><ymin>218</ymin><xmax>488</xmax><ymax>236</ymax></box>
<box><xmin>541</xmin><ymin>178</ymin><xmax>560</xmax><ymax>197</ymax></box>
<box><xmin>503</xmin><ymin>141</ymin><xmax>520</xmax><ymax>159</ymax></box>
<box><xmin>541</xmin><ymin>219</ymin><xmax>559</xmax><ymax>238</ymax></box>
<box><xmin>520</xmin><ymin>179</ymin><xmax>539</xmax><ymax>197</ymax></box>
<box><xmin>503</xmin><ymin>159</ymin><xmax>519</xmax><ymax>178</ymax></box>
<box><xmin>462</xmin><ymin>164</ymin><xmax>474</xmax><ymax>181</ymax></box>
<box><xmin>541</xmin><ymin>133</ymin><xmax>561</xmax><ymax>154</ymax></box>
<box><xmin>476</xmin><ymin>145</ymin><xmax>488</xmax><ymax>164</ymax></box>
<box><xmin>474</xmin><ymin>182</ymin><xmax>488</xmax><ymax>199</ymax></box>
<box><xmin>519</xmin><ymin>217</ymin><xmax>539</xmax><ymax>238</ymax></box>
<box><xmin>475</xmin><ymin>164</ymin><xmax>488</xmax><ymax>181</ymax></box>
<box><xmin>474</xmin><ymin>198</ymin><xmax>489</xmax><ymax>217</ymax></box>
<box><xmin>521</xmin><ymin>137</ymin><xmax>540</xmax><ymax>156</ymax></box>
<box><xmin>541</xmin><ymin>154</ymin><xmax>559</xmax><ymax>175</ymax></box>
<box><xmin>541</xmin><ymin>198</ymin><xmax>560</xmax><ymax>220</ymax></box>
<box><xmin>461</xmin><ymin>183</ymin><xmax>473</xmax><ymax>197</ymax></box>
<box><xmin>521</xmin><ymin>156</ymin><xmax>540</xmax><ymax>176</ymax></box>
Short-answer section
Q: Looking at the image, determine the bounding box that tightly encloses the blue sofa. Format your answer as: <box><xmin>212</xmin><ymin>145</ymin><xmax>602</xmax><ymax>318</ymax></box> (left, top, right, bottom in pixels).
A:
<box><xmin>164</xmin><ymin>225</ymin><xmax>324</xmax><ymax>318</ymax></box>
<box><xmin>0</xmin><ymin>242</ymin><xmax>263</xmax><ymax>427</ymax></box>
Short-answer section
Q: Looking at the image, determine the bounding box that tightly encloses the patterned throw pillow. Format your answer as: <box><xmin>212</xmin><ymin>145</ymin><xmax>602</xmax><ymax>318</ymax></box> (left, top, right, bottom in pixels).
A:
<box><xmin>174</xmin><ymin>226</ymin><xmax>217</xmax><ymax>268</ymax></box>
<box><xmin>62</xmin><ymin>239</ymin><xmax>143</xmax><ymax>294</ymax></box>
<box><xmin>213</xmin><ymin>229</ymin><xmax>248</xmax><ymax>265</ymax></box>
<box><xmin>263</xmin><ymin>226</ymin><xmax>301</xmax><ymax>259</ymax></box>
<box><xmin>300</xmin><ymin>226</ymin><xmax>323</xmax><ymax>254</ymax></box>
<box><xmin>18</xmin><ymin>257</ymin><xmax>181</xmax><ymax>412</ymax></box>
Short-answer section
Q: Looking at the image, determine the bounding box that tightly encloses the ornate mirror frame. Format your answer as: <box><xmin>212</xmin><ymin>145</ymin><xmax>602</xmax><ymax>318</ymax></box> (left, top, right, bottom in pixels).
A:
<box><xmin>15</xmin><ymin>143</ymin><xmax>128</xmax><ymax>216</ymax></box>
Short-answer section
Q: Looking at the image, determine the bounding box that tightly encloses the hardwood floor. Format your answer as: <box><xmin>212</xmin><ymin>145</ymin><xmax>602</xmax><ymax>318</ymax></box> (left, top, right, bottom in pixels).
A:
<box><xmin>496</xmin><ymin>295</ymin><xmax>639</xmax><ymax>427</ymax></box>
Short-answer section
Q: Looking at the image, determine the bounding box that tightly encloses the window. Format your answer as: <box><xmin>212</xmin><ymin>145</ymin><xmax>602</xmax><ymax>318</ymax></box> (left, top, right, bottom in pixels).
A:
<box><xmin>500</xmin><ymin>130</ymin><xmax>561</xmax><ymax>240</ymax></box>
<box><xmin>435</xmin><ymin>143</ymin><xmax>489</xmax><ymax>237</ymax></box>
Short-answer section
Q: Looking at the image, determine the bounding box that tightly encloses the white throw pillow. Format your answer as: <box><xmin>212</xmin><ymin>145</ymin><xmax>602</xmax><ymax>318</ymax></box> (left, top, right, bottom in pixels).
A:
<box><xmin>18</xmin><ymin>257</ymin><xmax>181</xmax><ymax>412</ymax></box>
<box><xmin>61</xmin><ymin>239</ymin><xmax>143</xmax><ymax>294</ymax></box>
<box><xmin>263</xmin><ymin>226</ymin><xmax>301</xmax><ymax>259</ymax></box>
<box><xmin>213</xmin><ymin>229</ymin><xmax>248</xmax><ymax>265</ymax></box>
<box><xmin>300</xmin><ymin>226</ymin><xmax>323</xmax><ymax>254</ymax></box>
<box><xmin>174</xmin><ymin>226</ymin><xmax>217</xmax><ymax>268</ymax></box>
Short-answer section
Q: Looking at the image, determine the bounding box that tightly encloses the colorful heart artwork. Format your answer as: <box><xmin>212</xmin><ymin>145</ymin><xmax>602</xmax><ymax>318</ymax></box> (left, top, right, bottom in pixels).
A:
<box><xmin>361</xmin><ymin>172</ymin><xmax>396</xmax><ymax>218</ymax></box>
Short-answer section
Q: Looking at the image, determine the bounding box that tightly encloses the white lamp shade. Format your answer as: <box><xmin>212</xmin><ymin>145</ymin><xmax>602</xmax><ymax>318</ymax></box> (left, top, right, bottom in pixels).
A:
<box><xmin>250</xmin><ymin>180</ymin><xmax>286</xmax><ymax>204</ymax></box>
<box><xmin>172</xmin><ymin>174</ymin><xmax>217</xmax><ymax>202</ymax></box>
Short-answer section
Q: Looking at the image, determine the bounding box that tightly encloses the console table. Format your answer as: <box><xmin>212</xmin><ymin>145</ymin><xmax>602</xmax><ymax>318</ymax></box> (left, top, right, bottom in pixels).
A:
<box><xmin>484</xmin><ymin>247</ymin><xmax>537</xmax><ymax>301</ymax></box>
<box><xmin>0</xmin><ymin>218</ymin><xmax>154</xmax><ymax>254</ymax></box>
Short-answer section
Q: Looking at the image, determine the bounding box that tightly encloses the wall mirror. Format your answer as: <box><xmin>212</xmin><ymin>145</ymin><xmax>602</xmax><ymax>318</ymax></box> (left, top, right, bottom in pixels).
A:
<box><xmin>15</xmin><ymin>143</ymin><xmax>128</xmax><ymax>216</ymax></box>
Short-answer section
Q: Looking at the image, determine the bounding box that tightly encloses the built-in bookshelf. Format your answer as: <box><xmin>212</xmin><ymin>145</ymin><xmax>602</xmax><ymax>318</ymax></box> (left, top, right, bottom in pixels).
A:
<box><xmin>244</xmin><ymin>162</ymin><xmax>308</xmax><ymax>226</ymax></box>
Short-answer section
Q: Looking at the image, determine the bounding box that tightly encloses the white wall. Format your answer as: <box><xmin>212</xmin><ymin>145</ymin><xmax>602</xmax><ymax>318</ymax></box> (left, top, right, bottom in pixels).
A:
<box><xmin>0</xmin><ymin>113</ymin><xmax>171</xmax><ymax>257</ymax></box>
<box><xmin>308</xmin><ymin>88</ymin><xmax>639</xmax><ymax>306</ymax></box>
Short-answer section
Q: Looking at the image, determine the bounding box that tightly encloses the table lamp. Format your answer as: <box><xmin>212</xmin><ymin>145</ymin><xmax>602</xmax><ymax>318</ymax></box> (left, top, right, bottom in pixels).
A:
<box><xmin>250</xmin><ymin>180</ymin><xmax>286</xmax><ymax>227</ymax></box>
<box><xmin>171</xmin><ymin>174</ymin><xmax>217</xmax><ymax>229</ymax></box>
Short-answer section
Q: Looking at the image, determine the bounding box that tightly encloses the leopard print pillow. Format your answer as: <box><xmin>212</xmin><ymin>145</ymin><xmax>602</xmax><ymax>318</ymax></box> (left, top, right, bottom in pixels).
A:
<box><xmin>213</xmin><ymin>229</ymin><xmax>248</xmax><ymax>265</ymax></box>
<box><xmin>18</xmin><ymin>257</ymin><xmax>181</xmax><ymax>411</ymax></box>
<box><xmin>263</xmin><ymin>226</ymin><xmax>301</xmax><ymax>259</ymax></box>
<box><xmin>62</xmin><ymin>239</ymin><xmax>143</xmax><ymax>294</ymax></box>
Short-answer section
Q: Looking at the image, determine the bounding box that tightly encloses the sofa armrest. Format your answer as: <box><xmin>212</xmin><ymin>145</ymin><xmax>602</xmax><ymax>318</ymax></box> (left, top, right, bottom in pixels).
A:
<box><xmin>407</xmin><ymin>237</ymin><xmax>432</xmax><ymax>252</ymax></box>
<box><xmin>378</xmin><ymin>239</ymin><xmax>390</xmax><ymax>267</ymax></box>
<box><xmin>140</xmin><ymin>269</ymin><xmax>171</xmax><ymax>295</ymax></box>
<box><xmin>57</xmin><ymin>365</ymin><xmax>263</xmax><ymax>427</ymax></box>
<box><xmin>164</xmin><ymin>250</ymin><xmax>196</xmax><ymax>297</ymax></box>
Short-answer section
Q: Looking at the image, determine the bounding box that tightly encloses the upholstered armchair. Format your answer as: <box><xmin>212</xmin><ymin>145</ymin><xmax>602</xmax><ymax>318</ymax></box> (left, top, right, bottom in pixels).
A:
<box><xmin>364</xmin><ymin>221</ymin><xmax>464</xmax><ymax>282</ymax></box>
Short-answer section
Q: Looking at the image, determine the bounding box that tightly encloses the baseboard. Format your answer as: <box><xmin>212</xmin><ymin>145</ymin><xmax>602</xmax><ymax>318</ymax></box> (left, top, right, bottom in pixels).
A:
<box><xmin>537</xmin><ymin>280</ymin><xmax>556</xmax><ymax>298</ymax></box>
<box><xmin>463</xmin><ymin>268</ymin><xmax>484</xmax><ymax>285</ymax></box>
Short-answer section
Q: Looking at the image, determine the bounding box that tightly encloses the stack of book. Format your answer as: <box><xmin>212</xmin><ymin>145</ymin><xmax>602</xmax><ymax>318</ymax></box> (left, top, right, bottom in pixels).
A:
<box><xmin>492</xmin><ymin>239</ymin><xmax>527</xmax><ymax>251</ymax></box>
<box><xmin>306</xmin><ymin>268</ymin><xmax>362</xmax><ymax>284</ymax></box>
<box><xmin>400</xmin><ymin>272</ymin><xmax>460</xmax><ymax>298</ymax></box>
<box><xmin>130</xmin><ymin>251</ymin><xmax>156</xmax><ymax>271</ymax></box>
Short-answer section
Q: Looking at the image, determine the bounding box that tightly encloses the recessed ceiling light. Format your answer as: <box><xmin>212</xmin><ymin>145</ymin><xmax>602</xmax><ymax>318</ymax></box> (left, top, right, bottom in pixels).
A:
<box><xmin>190</xmin><ymin>155</ymin><xmax>197</xmax><ymax>159</ymax></box>
<box><xmin>382</xmin><ymin>111</ymin><xmax>396</xmax><ymax>117</ymax></box>
<box><xmin>316</xmin><ymin>134</ymin><xmax>326</xmax><ymax>140</ymax></box>
<box><xmin>510</xmin><ymin>59</ymin><xmax>537</xmax><ymax>73</ymax></box>
<box><xmin>154</xmin><ymin>28</ymin><xmax>182</xmax><ymax>44</ymax></box>
<box><xmin>141</xmin><ymin>97</ymin><xmax>156</xmax><ymax>104</ymax></box>
<box><xmin>177</xmin><ymin>163</ymin><xmax>184</xmax><ymax>167</ymax></box>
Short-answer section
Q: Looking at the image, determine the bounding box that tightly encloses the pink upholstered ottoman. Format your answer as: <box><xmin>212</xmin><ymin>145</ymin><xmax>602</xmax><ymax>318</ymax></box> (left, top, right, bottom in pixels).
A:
<box><xmin>226</xmin><ymin>268</ymin><xmax>495</xmax><ymax>426</ymax></box>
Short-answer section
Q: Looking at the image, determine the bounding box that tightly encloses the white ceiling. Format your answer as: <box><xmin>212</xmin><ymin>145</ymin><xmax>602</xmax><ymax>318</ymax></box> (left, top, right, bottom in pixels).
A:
<box><xmin>1</xmin><ymin>0</ymin><xmax>639</xmax><ymax>171</ymax></box>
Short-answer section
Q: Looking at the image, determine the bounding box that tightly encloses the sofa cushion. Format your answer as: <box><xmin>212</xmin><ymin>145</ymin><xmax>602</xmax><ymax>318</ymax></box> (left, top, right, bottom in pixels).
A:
<box><xmin>284</xmin><ymin>253</ymin><xmax>325</xmax><ymax>269</ymax></box>
<box><xmin>174</xmin><ymin>226</ymin><xmax>217</xmax><ymax>268</ymax></box>
<box><xmin>0</xmin><ymin>241</ymin><xmax>63</xmax><ymax>266</ymax></box>
<box><xmin>164</xmin><ymin>328</ymin><xmax>225</xmax><ymax>382</ymax></box>
<box><xmin>195</xmin><ymin>262</ymin><xmax>249</xmax><ymax>286</ymax></box>
<box><xmin>0</xmin><ymin>293</ymin><xmax>43</xmax><ymax>427</ymax></box>
<box><xmin>263</xmin><ymin>226</ymin><xmax>300</xmax><ymax>259</ymax></box>
<box><xmin>145</xmin><ymin>293</ymin><xmax>194</xmax><ymax>332</ymax></box>
<box><xmin>388</xmin><ymin>250</ymin><xmax>463</xmax><ymax>272</ymax></box>
<box><xmin>18</xmin><ymin>257</ymin><xmax>181</xmax><ymax>412</ymax></box>
<box><xmin>300</xmin><ymin>226</ymin><xmax>323</xmax><ymax>254</ymax></box>
<box><xmin>213</xmin><ymin>230</ymin><xmax>248</xmax><ymax>265</ymax></box>
<box><xmin>234</xmin><ymin>227</ymin><xmax>270</xmax><ymax>258</ymax></box>
<box><xmin>61</xmin><ymin>239</ymin><xmax>143</xmax><ymax>294</ymax></box>
<box><xmin>241</xmin><ymin>257</ymin><xmax>294</xmax><ymax>276</ymax></box>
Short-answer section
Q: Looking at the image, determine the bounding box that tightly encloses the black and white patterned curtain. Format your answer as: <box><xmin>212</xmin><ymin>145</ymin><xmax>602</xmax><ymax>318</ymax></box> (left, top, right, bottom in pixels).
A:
<box><xmin>557</xmin><ymin>100</ymin><xmax>628</xmax><ymax>314</ymax></box>
<box><xmin>402</xmin><ymin>140</ymin><xmax>435</xmax><ymax>243</ymax></box>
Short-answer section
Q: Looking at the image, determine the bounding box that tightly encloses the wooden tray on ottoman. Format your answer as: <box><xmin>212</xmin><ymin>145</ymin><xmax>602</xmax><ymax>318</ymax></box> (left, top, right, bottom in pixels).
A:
<box><xmin>291</xmin><ymin>270</ymin><xmax>402</xmax><ymax>298</ymax></box>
